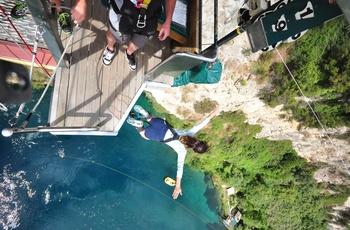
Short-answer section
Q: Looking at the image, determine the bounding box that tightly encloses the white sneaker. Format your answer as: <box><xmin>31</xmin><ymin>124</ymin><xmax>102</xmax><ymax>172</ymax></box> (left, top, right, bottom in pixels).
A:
<box><xmin>127</xmin><ymin>117</ymin><xmax>144</xmax><ymax>128</ymax></box>
<box><xmin>102</xmin><ymin>45</ymin><xmax>116</xmax><ymax>67</ymax></box>
<box><xmin>134</xmin><ymin>105</ymin><xmax>149</xmax><ymax>119</ymax></box>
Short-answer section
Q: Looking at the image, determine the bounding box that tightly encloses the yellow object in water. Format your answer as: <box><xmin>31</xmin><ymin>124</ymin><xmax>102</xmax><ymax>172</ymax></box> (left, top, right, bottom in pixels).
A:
<box><xmin>164</xmin><ymin>176</ymin><xmax>176</xmax><ymax>186</ymax></box>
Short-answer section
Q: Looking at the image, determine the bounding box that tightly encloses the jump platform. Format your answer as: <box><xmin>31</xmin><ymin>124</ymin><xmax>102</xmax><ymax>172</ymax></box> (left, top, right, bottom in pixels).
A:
<box><xmin>0</xmin><ymin>0</ymin><xmax>206</xmax><ymax>136</ymax></box>
<box><xmin>48</xmin><ymin>0</ymin><xmax>176</xmax><ymax>135</ymax></box>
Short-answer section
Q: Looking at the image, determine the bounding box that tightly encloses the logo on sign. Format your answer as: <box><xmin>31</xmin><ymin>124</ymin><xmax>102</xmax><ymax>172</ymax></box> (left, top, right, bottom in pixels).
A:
<box><xmin>295</xmin><ymin>1</ymin><xmax>314</xmax><ymax>20</ymax></box>
<box><xmin>272</xmin><ymin>14</ymin><xmax>288</xmax><ymax>32</ymax></box>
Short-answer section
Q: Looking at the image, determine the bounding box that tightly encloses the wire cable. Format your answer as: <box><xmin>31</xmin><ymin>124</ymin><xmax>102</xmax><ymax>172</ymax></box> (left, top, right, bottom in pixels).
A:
<box><xmin>19</xmin><ymin>24</ymin><xmax>80</xmax><ymax>130</ymax></box>
<box><xmin>35</xmin><ymin>133</ymin><xmax>219</xmax><ymax>229</ymax></box>
<box><xmin>0</xmin><ymin>103</ymin><xmax>8</xmax><ymax>112</ymax></box>
<box><xmin>275</xmin><ymin>48</ymin><xmax>350</xmax><ymax>175</ymax></box>
<box><xmin>0</xmin><ymin>23</ymin><xmax>33</xmax><ymax>63</ymax></box>
<box><xmin>0</xmin><ymin>5</ymin><xmax>52</xmax><ymax>77</ymax></box>
<box><xmin>61</xmin><ymin>154</ymin><xmax>218</xmax><ymax>230</ymax></box>
<box><xmin>8</xmin><ymin>26</ymin><xmax>41</xmax><ymax>127</ymax></box>
<box><xmin>8</xmin><ymin>103</ymin><xmax>25</xmax><ymax>127</ymax></box>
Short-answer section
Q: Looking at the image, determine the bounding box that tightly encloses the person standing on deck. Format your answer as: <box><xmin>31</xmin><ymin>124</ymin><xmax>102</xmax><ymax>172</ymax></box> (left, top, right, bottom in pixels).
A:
<box><xmin>127</xmin><ymin>105</ymin><xmax>220</xmax><ymax>199</ymax></box>
<box><xmin>102</xmin><ymin>0</ymin><xmax>176</xmax><ymax>70</ymax></box>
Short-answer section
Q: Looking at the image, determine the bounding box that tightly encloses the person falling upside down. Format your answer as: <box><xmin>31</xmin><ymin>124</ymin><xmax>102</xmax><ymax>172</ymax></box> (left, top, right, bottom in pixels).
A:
<box><xmin>127</xmin><ymin>105</ymin><xmax>220</xmax><ymax>199</ymax></box>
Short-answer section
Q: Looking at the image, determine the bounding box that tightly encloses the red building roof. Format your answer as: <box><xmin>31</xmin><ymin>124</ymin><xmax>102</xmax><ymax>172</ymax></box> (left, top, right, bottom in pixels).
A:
<box><xmin>0</xmin><ymin>40</ymin><xmax>56</xmax><ymax>69</ymax></box>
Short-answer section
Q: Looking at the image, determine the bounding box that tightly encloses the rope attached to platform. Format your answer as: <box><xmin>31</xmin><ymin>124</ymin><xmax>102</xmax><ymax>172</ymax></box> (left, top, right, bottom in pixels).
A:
<box><xmin>18</xmin><ymin>24</ymin><xmax>80</xmax><ymax>130</ymax></box>
<box><xmin>8</xmin><ymin>26</ymin><xmax>42</xmax><ymax>127</ymax></box>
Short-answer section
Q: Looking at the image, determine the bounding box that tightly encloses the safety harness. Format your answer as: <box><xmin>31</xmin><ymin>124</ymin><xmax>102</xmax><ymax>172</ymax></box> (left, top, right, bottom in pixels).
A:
<box><xmin>161</xmin><ymin>120</ymin><xmax>180</xmax><ymax>143</ymax></box>
<box><xmin>130</xmin><ymin>0</ymin><xmax>151</xmax><ymax>29</ymax></box>
<box><xmin>110</xmin><ymin>0</ymin><xmax>154</xmax><ymax>32</ymax></box>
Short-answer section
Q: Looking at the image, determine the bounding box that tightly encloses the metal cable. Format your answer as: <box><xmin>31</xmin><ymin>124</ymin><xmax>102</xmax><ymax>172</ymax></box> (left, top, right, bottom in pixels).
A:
<box><xmin>0</xmin><ymin>23</ymin><xmax>33</xmax><ymax>62</ymax></box>
<box><xmin>275</xmin><ymin>48</ymin><xmax>350</xmax><ymax>175</ymax></box>
<box><xmin>8</xmin><ymin>26</ymin><xmax>41</xmax><ymax>127</ymax></box>
<box><xmin>0</xmin><ymin>5</ymin><xmax>52</xmax><ymax>77</ymax></box>
<box><xmin>0</xmin><ymin>103</ymin><xmax>8</xmax><ymax>112</ymax></box>
<box><xmin>19</xmin><ymin>24</ymin><xmax>80</xmax><ymax>129</ymax></box>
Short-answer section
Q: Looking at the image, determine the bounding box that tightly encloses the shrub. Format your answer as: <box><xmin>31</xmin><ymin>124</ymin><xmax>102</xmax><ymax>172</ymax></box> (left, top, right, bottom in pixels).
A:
<box><xmin>193</xmin><ymin>98</ymin><xmax>218</xmax><ymax>114</ymax></box>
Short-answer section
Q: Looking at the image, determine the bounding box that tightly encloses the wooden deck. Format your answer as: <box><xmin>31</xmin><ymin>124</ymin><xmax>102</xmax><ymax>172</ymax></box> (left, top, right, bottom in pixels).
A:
<box><xmin>48</xmin><ymin>0</ymin><xmax>173</xmax><ymax>135</ymax></box>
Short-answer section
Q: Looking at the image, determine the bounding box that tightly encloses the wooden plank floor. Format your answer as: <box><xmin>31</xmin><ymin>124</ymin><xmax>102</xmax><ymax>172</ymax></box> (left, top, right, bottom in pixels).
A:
<box><xmin>48</xmin><ymin>0</ymin><xmax>172</xmax><ymax>134</ymax></box>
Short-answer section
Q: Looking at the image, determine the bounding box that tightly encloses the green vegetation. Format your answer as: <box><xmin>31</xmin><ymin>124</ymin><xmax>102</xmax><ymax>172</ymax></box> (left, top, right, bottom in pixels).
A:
<box><xmin>182</xmin><ymin>110</ymin><xmax>350</xmax><ymax>229</ymax></box>
<box><xmin>145</xmin><ymin>18</ymin><xmax>350</xmax><ymax>227</ymax></box>
<box><xmin>193</xmin><ymin>98</ymin><xmax>218</xmax><ymax>114</ymax></box>
<box><xmin>241</xmin><ymin>48</ymin><xmax>252</xmax><ymax>58</ymax></box>
<box><xmin>258</xmin><ymin>16</ymin><xmax>350</xmax><ymax>128</ymax></box>
<box><xmin>141</xmin><ymin>16</ymin><xmax>350</xmax><ymax>227</ymax></box>
<box><xmin>26</xmin><ymin>66</ymin><xmax>52</xmax><ymax>89</ymax></box>
<box><xmin>144</xmin><ymin>91</ymin><xmax>185</xmax><ymax>127</ymax></box>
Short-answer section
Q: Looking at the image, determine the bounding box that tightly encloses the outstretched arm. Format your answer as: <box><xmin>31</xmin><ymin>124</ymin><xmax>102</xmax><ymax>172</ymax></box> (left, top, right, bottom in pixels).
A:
<box><xmin>71</xmin><ymin>0</ymin><xmax>87</xmax><ymax>24</ymax></box>
<box><xmin>158</xmin><ymin>0</ymin><xmax>176</xmax><ymax>41</ymax></box>
<box><xmin>186</xmin><ymin>106</ymin><xmax>220</xmax><ymax>136</ymax></box>
<box><xmin>166</xmin><ymin>140</ymin><xmax>187</xmax><ymax>199</ymax></box>
<box><xmin>207</xmin><ymin>106</ymin><xmax>220</xmax><ymax>120</ymax></box>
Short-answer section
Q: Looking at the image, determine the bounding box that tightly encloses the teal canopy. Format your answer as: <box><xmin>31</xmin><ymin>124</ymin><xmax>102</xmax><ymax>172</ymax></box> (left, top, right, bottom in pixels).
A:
<box><xmin>172</xmin><ymin>59</ymin><xmax>222</xmax><ymax>87</ymax></box>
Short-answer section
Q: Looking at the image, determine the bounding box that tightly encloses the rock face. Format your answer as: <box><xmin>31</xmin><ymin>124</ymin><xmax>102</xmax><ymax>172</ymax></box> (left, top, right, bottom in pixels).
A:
<box><xmin>147</xmin><ymin>33</ymin><xmax>350</xmax><ymax>181</ymax></box>
<box><xmin>148</xmin><ymin>0</ymin><xmax>350</xmax><ymax>228</ymax></box>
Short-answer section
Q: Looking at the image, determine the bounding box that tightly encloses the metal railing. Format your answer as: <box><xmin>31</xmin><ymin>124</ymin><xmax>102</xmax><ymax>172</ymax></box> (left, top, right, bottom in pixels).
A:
<box><xmin>145</xmin><ymin>48</ymin><xmax>218</xmax><ymax>82</ymax></box>
<box><xmin>2</xmin><ymin>126</ymin><xmax>100</xmax><ymax>137</ymax></box>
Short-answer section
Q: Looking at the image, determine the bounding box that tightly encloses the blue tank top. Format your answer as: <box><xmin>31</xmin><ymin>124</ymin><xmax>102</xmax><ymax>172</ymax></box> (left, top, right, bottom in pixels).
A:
<box><xmin>145</xmin><ymin>118</ymin><xmax>169</xmax><ymax>141</ymax></box>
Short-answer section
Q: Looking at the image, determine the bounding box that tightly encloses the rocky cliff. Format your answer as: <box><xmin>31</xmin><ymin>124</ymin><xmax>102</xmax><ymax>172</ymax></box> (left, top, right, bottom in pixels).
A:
<box><xmin>147</xmin><ymin>1</ymin><xmax>350</xmax><ymax>227</ymax></box>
